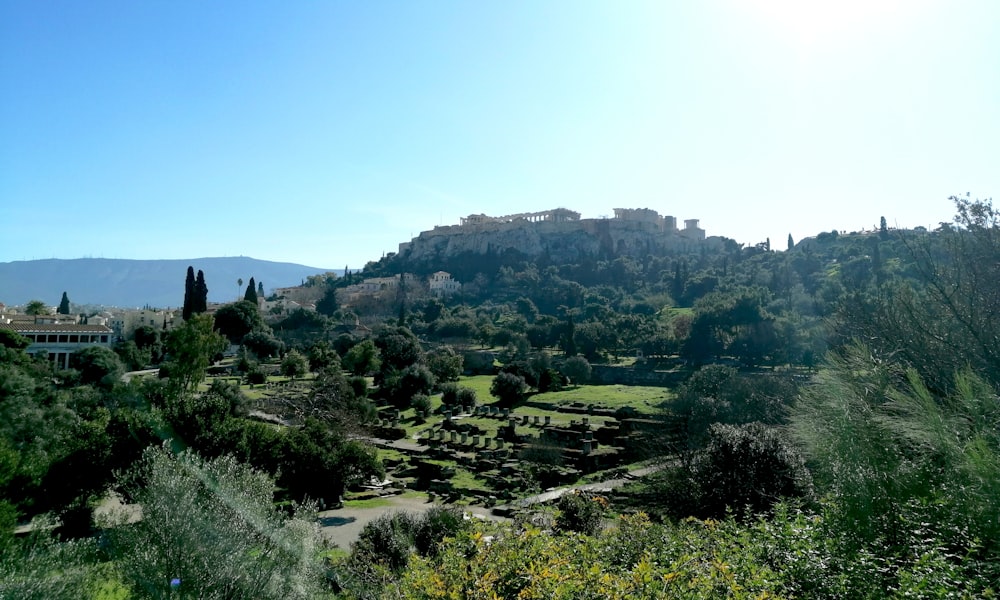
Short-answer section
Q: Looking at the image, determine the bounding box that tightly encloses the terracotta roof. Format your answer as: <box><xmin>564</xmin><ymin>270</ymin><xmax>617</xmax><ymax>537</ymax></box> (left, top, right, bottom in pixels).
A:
<box><xmin>0</xmin><ymin>322</ymin><xmax>113</xmax><ymax>333</ymax></box>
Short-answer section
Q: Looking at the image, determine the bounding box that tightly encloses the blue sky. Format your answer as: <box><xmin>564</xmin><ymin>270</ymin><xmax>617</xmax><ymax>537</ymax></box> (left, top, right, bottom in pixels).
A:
<box><xmin>2</xmin><ymin>1</ymin><xmax>997</xmax><ymax>269</ymax></box>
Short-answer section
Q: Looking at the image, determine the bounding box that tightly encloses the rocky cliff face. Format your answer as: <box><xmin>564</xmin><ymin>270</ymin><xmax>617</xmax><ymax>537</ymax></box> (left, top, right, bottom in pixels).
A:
<box><xmin>396</xmin><ymin>219</ymin><xmax>722</xmax><ymax>268</ymax></box>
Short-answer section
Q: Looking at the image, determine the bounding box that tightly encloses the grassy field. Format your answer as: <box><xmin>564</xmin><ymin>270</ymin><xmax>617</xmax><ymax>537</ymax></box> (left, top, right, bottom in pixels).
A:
<box><xmin>531</xmin><ymin>384</ymin><xmax>672</xmax><ymax>412</ymax></box>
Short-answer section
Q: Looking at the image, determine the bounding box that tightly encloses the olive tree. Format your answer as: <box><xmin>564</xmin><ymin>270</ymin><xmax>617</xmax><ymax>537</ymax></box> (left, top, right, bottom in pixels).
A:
<box><xmin>107</xmin><ymin>446</ymin><xmax>328</xmax><ymax>599</ymax></box>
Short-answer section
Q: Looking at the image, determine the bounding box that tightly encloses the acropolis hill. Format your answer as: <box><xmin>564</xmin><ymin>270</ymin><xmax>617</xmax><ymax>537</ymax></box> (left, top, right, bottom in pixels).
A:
<box><xmin>395</xmin><ymin>207</ymin><xmax>725</xmax><ymax>266</ymax></box>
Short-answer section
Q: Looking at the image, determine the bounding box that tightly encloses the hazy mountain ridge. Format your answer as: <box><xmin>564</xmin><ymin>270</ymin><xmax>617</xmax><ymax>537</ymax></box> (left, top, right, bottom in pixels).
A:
<box><xmin>0</xmin><ymin>257</ymin><xmax>336</xmax><ymax>308</ymax></box>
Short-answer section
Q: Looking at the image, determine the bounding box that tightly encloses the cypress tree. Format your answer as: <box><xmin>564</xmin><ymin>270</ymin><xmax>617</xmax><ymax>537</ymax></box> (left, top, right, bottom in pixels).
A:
<box><xmin>787</xmin><ymin>234</ymin><xmax>794</xmax><ymax>251</ymax></box>
<box><xmin>244</xmin><ymin>277</ymin><xmax>258</xmax><ymax>304</ymax></box>
<box><xmin>57</xmin><ymin>291</ymin><xmax>71</xmax><ymax>315</ymax></box>
<box><xmin>183</xmin><ymin>266</ymin><xmax>195</xmax><ymax>320</ymax></box>
<box><xmin>194</xmin><ymin>270</ymin><xmax>208</xmax><ymax>314</ymax></box>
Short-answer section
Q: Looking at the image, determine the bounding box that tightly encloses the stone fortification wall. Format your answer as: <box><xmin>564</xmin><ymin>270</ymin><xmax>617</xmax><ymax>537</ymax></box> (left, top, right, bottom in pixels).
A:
<box><xmin>398</xmin><ymin>216</ymin><xmax>720</xmax><ymax>265</ymax></box>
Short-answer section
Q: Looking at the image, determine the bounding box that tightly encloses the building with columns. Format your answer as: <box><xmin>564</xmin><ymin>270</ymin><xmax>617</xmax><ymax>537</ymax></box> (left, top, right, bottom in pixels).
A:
<box><xmin>0</xmin><ymin>317</ymin><xmax>114</xmax><ymax>369</ymax></box>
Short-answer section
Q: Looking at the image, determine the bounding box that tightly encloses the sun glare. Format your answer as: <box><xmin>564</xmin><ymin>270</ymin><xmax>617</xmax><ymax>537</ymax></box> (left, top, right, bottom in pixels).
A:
<box><xmin>742</xmin><ymin>0</ymin><xmax>910</xmax><ymax>48</ymax></box>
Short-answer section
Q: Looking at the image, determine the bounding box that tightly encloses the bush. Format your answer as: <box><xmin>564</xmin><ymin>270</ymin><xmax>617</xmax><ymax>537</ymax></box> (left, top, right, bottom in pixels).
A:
<box><xmin>490</xmin><ymin>372</ymin><xmax>526</xmax><ymax>407</ymax></box>
<box><xmin>554</xmin><ymin>492</ymin><xmax>605</xmax><ymax>535</ymax></box>
<box><xmin>692</xmin><ymin>422</ymin><xmax>812</xmax><ymax>519</ymax></box>
<box><xmin>410</xmin><ymin>393</ymin><xmax>431</xmax><ymax>417</ymax></box>
<box><xmin>441</xmin><ymin>383</ymin><xmax>477</xmax><ymax>408</ymax></box>
<box><xmin>413</xmin><ymin>506</ymin><xmax>467</xmax><ymax>558</ymax></box>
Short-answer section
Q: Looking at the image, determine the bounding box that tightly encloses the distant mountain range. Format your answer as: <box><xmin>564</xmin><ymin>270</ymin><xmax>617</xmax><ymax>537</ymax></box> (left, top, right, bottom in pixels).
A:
<box><xmin>0</xmin><ymin>257</ymin><xmax>337</xmax><ymax>309</ymax></box>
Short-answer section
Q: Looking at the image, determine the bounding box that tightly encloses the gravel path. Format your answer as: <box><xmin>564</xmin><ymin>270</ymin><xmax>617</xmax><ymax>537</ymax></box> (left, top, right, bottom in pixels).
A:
<box><xmin>317</xmin><ymin>494</ymin><xmax>502</xmax><ymax>550</ymax></box>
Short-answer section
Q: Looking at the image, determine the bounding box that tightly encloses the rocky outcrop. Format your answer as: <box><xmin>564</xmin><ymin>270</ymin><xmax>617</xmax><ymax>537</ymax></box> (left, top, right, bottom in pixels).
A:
<box><xmin>397</xmin><ymin>218</ymin><xmax>723</xmax><ymax>268</ymax></box>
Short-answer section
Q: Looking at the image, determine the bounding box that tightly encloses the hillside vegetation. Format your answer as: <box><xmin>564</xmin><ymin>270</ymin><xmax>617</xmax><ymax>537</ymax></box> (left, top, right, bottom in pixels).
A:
<box><xmin>3</xmin><ymin>196</ymin><xmax>1000</xmax><ymax>598</ymax></box>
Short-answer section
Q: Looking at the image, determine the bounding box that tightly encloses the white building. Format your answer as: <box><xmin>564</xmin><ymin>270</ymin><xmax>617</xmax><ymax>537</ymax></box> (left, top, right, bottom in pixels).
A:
<box><xmin>429</xmin><ymin>271</ymin><xmax>461</xmax><ymax>296</ymax></box>
<box><xmin>0</xmin><ymin>318</ymin><xmax>115</xmax><ymax>369</ymax></box>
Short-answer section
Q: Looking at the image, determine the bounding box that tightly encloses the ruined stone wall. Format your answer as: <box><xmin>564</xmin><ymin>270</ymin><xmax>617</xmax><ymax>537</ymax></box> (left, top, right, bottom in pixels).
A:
<box><xmin>398</xmin><ymin>216</ymin><xmax>722</xmax><ymax>265</ymax></box>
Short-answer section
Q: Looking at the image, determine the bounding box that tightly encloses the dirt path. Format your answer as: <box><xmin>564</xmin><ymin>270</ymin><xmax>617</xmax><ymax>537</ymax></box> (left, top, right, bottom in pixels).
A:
<box><xmin>317</xmin><ymin>494</ymin><xmax>502</xmax><ymax>550</ymax></box>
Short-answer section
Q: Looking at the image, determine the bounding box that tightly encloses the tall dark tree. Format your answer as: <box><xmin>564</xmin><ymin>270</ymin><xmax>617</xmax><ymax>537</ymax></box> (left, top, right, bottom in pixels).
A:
<box><xmin>787</xmin><ymin>234</ymin><xmax>794</xmax><ymax>251</ymax></box>
<box><xmin>316</xmin><ymin>284</ymin><xmax>338</xmax><ymax>316</ymax></box>
<box><xmin>244</xmin><ymin>277</ymin><xmax>258</xmax><ymax>304</ymax></box>
<box><xmin>879</xmin><ymin>215</ymin><xmax>889</xmax><ymax>240</ymax></box>
<box><xmin>57</xmin><ymin>292</ymin><xmax>71</xmax><ymax>315</ymax></box>
<box><xmin>194</xmin><ymin>269</ymin><xmax>209</xmax><ymax>314</ymax></box>
<box><xmin>182</xmin><ymin>266</ymin><xmax>196</xmax><ymax>320</ymax></box>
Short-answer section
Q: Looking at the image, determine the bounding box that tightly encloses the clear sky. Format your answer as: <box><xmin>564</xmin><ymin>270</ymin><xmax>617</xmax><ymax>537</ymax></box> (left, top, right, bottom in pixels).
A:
<box><xmin>2</xmin><ymin>1</ymin><xmax>997</xmax><ymax>269</ymax></box>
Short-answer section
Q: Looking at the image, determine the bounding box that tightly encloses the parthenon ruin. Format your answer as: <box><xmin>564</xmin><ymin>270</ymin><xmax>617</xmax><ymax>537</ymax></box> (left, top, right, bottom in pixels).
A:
<box><xmin>460</xmin><ymin>208</ymin><xmax>581</xmax><ymax>226</ymax></box>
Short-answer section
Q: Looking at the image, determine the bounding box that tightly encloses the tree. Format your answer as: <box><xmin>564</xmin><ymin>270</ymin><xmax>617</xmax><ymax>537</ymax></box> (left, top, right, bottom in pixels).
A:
<box><xmin>57</xmin><ymin>292</ymin><xmax>70</xmax><ymax>315</ymax></box>
<box><xmin>194</xmin><ymin>269</ymin><xmax>209</xmax><ymax>314</ymax></box>
<box><xmin>425</xmin><ymin>346</ymin><xmax>463</xmax><ymax>385</ymax></box>
<box><xmin>315</xmin><ymin>284</ymin><xmax>338</xmax><ymax>317</ymax></box>
<box><xmin>114</xmin><ymin>340</ymin><xmax>149</xmax><ymax>371</ymax></box>
<box><xmin>879</xmin><ymin>215</ymin><xmax>889</xmax><ymax>240</ymax></box>
<box><xmin>244</xmin><ymin>277</ymin><xmax>258</xmax><ymax>304</ymax></box>
<box><xmin>213</xmin><ymin>301</ymin><xmax>265</xmax><ymax>344</ymax></box>
<box><xmin>281</xmin><ymin>349</ymin><xmax>308</xmax><ymax>379</ymax></box>
<box><xmin>0</xmin><ymin>330</ymin><xmax>30</xmax><ymax>350</ymax></box>
<box><xmin>279</xmin><ymin>418</ymin><xmax>383</xmax><ymax>503</ymax></box>
<box><xmin>840</xmin><ymin>196</ymin><xmax>1000</xmax><ymax>393</ymax></box>
<box><xmin>374</xmin><ymin>327</ymin><xmax>422</xmax><ymax>372</ymax></box>
<box><xmin>69</xmin><ymin>346</ymin><xmax>123</xmax><ymax>389</ymax></box>
<box><xmin>410</xmin><ymin>393</ymin><xmax>432</xmax><ymax>417</ymax></box>
<box><xmin>490</xmin><ymin>371</ymin><xmax>526</xmax><ymax>407</ymax></box>
<box><xmin>108</xmin><ymin>446</ymin><xmax>328</xmax><ymax>598</ymax></box>
<box><xmin>561</xmin><ymin>355</ymin><xmax>591</xmax><ymax>387</ymax></box>
<box><xmin>133</xmin><ymin>325</ymin><xmax>163</xmax><ymax>363</ymax></box>
<box><xmin>237</xmin><ymin>277</ymin><xmax>243</xmax><ymax>301</ymax></box>
<box><xmin>555</xmin><ymin>492</ymin><xmax>606</xmax><ymax>535</ymax></box>
<box><xmin>24</xmin><ymin>300</ymin><xmax>48</xmax><ymax>316</ymax></box>
<box><xmin>162</xmin><ymin>313</ymin><xmax>227</xmax><ymax>392</ymax></box>
<box><xmin>787</xmin><ymin>234</ymin><xmax>794</xmax><ymax>251</ymax></box>
<box><xmin>182</xmin><ymin>266</ymin><xmax>196</xmax><ymax>320</ymax></box>
<box><xmin>690</xmin><ymin>422</ymin><xmax>811</xmax><ymax>519</ymax></box>
<box><xmin>342</xmin><ymin>339</ymin><xmax>381</xmax><ymax>376</ymax></box>
<box><xmin>242</xmin><ymin>330</ymin><xmax>285</xmax><ymax>360</ymax></box>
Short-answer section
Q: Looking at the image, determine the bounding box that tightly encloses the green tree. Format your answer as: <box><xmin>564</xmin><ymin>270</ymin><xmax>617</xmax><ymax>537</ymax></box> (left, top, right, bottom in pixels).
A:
<box><xmin>162</xmin><ymin>313</ymin><xmax>227</xmax><ymax>392</ymax></box>
<box><xmin>57</xmin><ymin>292</ymin><xmax>70</xmax><ymax>315</ymax></box>
<box><xmin>280</xmin><ymin>349</ymin><xmax>308</xmax><ymax>379</ymax></box>
<box><xmin>133</xmin><ymin>325</ymin><xmax>163</xmax><ymax>363</ymax></box>
<box><xmin>23</xmin><ymin>300</ymin><xmax>48</xmax><ymax>316</ymax></box>
<box><xmin>306</xmin><ymin>341</ymin><xmax>337</xmax><ymax>372</ymax></box>
<box><xmin>315</xmin><ymin>284</ymin><xmax>338</xmax><ymax>317</ymax></box>
<box><xmin>279</xmin><ymin>418</ymin><xmax>383</xmax><ymax>503</ymax></box>
<box><xmin>244</xmin><ymin>276</ymin><xmax>258</xmax><ymax>304</ymax></box>
<box><xmin>242</xmin><ymin>330</ymin><xmax>284</xmax><ymax>359</ymax></box>
<box><xmin>213</xmin><ymin>301</ymin><xmax>265</xmax><ymax>344</ymax></box>
<box><xmin>69</xmin><ymin>346</ymin><xmax>123</xmax><ymax>389</ymax></box>
<box><xmin>342</xmin><ymin>338</ymin><xmax>381</xmax><ymax>376</ymax></box>
<box><xmin>193</xmin><ymin>269</ymin><xmax>208</xmax><ymax>314</ymax></box>
<box><xmin>561</xmin><ymin>355</ymin><xmax>591</xmax><ymax>387</ymax></box>
<box><xmin>425</xmin><ymin>346</ymin><xmax>463</xmax><ymax>385</ymax></box>
<box><xmin>490</xmin><ymin>371</ymin><xmax>526</xmax><ymax>407</ymax></box>
<box><xmin>792</xmin><ymin>344</ymin><xmax>1000</xmax><ymax>557</ymax></box>
<box><xmin>182</xmin><ymin>266</ymin><xmax>196</xmax><ymax>320</ymax></box>
<box><xmin>0</xmin><ymin>330</ymin><xmax>30</xmax><ymax>350</ymax></box>
<box><xmin>108</xmin><ymin>446</ymin><xmax>328</xmax><ymax>599</ymax></box>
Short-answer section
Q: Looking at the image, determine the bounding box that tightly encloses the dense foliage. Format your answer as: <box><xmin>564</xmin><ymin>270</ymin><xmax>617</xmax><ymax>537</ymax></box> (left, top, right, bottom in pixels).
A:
<box><xmin>3</xmin><ymin>196</ymin><xmax>1000</xmax><ymax>597</ymax></box>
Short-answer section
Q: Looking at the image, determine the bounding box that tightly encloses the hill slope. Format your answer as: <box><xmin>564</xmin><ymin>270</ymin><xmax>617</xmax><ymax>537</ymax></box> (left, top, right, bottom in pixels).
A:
<box><xmin>0</xmin><ymin>257</ymin><xmax>336</xmax><ymax>308</ymax></box>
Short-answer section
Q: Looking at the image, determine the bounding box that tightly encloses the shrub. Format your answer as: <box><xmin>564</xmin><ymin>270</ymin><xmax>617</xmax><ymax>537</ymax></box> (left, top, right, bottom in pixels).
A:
<box><xmin>554</xmin><ymin>492</ymin><xmax>605</xmax><ymax>535</ymax></box>
<box><xmin>490</xmin><ymin>372</ymin><xmax>526</xmax><ymax>407</ymax></box>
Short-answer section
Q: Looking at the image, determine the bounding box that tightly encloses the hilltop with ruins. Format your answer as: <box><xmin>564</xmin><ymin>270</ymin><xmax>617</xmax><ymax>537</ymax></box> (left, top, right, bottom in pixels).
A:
<box><xmin>395</xmin><ymin>207</ymin><xmax>721</xmax><ymax>268</ymax></box>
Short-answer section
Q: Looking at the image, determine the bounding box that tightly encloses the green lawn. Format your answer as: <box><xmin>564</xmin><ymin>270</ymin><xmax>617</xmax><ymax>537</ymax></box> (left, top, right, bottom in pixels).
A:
<box><xmin>456</xmin><ymin>375</ymin><xmax>495</xmax><ymax>403</ymax></box>
<box><xmin>531</xmin><ymin>384</ymin><xmax>672</xmax><ymax>413</ymax></box>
